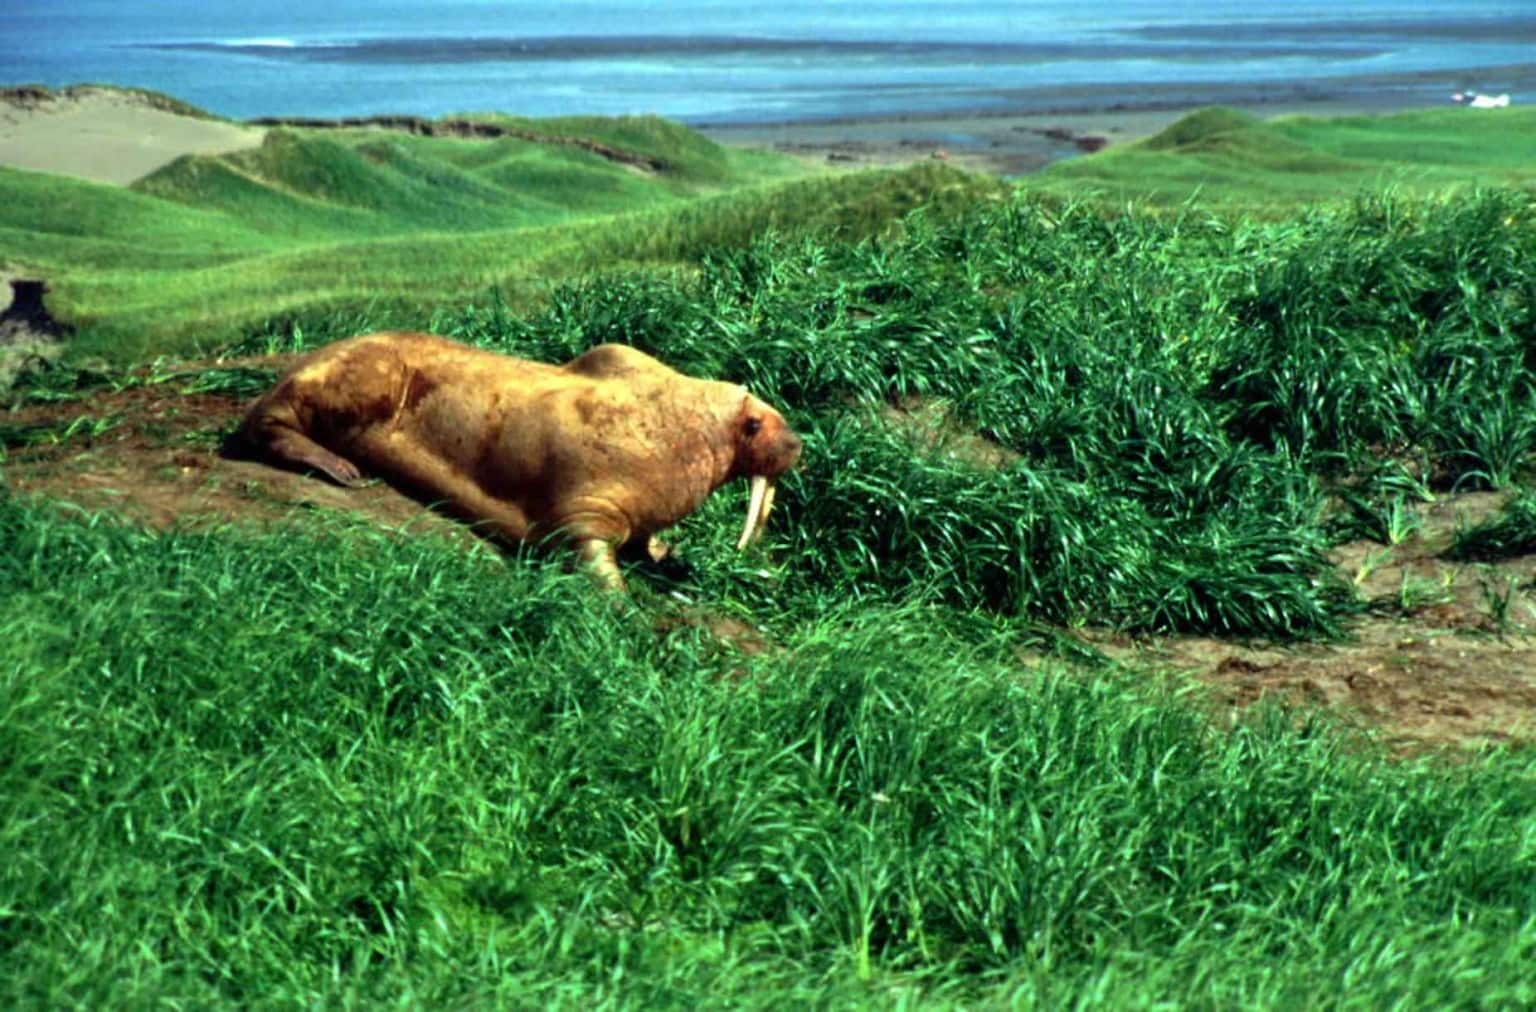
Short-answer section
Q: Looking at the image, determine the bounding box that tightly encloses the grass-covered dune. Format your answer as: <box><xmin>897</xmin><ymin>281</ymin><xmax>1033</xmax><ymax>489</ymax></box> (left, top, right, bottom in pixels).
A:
<box><xmin>2</xmin><ymin>110</ymin><xmax>1004</xmax><ymax>362</ymax></box>
<box><xmin>133</xmin><ymin>116</ymin><xmax>797</xmax><ymax>237</ymax></box>
<box><xmin>1035</xmin><ymin>105</ymin><xmax>1536</xmax><ymax>207</ymax></box>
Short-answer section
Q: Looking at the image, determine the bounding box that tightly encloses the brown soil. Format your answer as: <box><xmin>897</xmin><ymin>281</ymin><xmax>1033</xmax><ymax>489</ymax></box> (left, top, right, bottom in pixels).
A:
<box><xmin>1</xmin><ymin>362</ymin><xmax>475</xmax><ymax>545</ymax></box>
<box><xmin>1077</xmin><ymin>491</ymin><xmax>1536</xmax><ymax>756</ymax></box>
<box><xmin>6</xmin><ymin>359</ymin><xmax>1536</xmax><ymax>755</ymax></box>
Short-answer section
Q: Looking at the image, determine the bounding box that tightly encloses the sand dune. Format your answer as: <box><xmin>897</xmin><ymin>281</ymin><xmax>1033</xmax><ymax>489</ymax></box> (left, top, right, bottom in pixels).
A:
<box><xmin>0</xmin><ymin>86</ymin><xmax>265</xmax><ymax>186</ymax></box>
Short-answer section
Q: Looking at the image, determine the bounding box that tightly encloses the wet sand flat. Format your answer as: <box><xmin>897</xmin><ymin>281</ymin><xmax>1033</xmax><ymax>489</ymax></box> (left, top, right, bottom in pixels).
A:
<box><xmin>694</xmin><ymin>64</ymin><xmax>1536</xmax><ymax>176</ymax></box>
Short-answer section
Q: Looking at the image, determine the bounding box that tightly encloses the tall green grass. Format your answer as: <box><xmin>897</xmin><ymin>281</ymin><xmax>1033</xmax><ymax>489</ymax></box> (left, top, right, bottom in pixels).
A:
<box><xmin>3</xmin><ymin>497</ymin><xmax>1532</xmax><ymax>1006</ymax></box>
<box><xmin>349</xmin><ymin>186</ymin><xmax>1532</xmax><ymax>636</ymax></box>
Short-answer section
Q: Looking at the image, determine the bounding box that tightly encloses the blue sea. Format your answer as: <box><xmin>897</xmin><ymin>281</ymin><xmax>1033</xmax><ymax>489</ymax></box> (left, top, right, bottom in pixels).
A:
<box><xmin>4</xmin><ymin>1</ymin><xmax>1533</xmax><ymax>123</ymax></box>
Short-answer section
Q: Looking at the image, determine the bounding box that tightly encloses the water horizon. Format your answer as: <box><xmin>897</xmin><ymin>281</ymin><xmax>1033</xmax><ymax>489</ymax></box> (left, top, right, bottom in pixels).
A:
<box><xmin>5</xmin><ymin>2</ymin><xmax>1533</xmax><ymax>124</ymax></box>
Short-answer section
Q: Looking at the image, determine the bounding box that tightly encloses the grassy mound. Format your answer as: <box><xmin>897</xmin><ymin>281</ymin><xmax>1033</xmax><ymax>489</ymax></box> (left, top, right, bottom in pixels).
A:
<box><xmin>1036</xmin><ymin>105</ymin><xmax>1536</xmax><ymax>207</ymax></box>
<box><xmin>2</xmin><ymin>111</ymin><xmax>1007</xmax><ymax>362</ymax></box>
<box><xmin>1136</xmin><ymin>106</ymin><xmax>1263</xmax><ymax>151</ymax></box>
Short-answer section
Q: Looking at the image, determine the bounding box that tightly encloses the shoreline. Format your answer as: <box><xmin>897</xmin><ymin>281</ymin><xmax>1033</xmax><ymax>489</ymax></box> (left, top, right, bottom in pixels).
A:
<box><xmin>695</xmin><ymin>100</ymin><xmax>1384</xmax><ymax>178</ymax></box>
<box><xmin>692</xmin><ymin>63</ymin><xmax>1536</xmax><ymax>176</ymax></box>
<box><xmin>695</xmin><ymin>99</ymin><xmax>1394</xmax><ymax>179</ymax></box>
<box><xmin>2</xmin><ymin>59</ymin><xmax>1531</xmax><ymax>186</ymax></box>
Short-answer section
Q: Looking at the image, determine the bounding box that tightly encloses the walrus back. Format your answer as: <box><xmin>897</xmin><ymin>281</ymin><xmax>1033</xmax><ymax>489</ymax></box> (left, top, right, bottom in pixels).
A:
<box><xmin>561</xmin><ymin>343</ymin><xmax>672</xmax><ymax>380</ymax></box>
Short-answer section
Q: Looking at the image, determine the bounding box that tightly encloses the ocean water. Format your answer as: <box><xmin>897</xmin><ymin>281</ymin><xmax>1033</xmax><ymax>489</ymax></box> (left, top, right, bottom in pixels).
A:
<box><xmin>3</xmin><ymin>1</ymin><xmax>1532</xmax><ymax>123</ymax></box>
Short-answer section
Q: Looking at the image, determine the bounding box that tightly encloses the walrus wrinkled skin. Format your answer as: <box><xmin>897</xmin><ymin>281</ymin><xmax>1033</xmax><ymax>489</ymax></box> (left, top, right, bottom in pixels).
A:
<box><xmin>238</xmin><ymin>332</ymin><xmax>802</xmax><ymax>588</ymax></box>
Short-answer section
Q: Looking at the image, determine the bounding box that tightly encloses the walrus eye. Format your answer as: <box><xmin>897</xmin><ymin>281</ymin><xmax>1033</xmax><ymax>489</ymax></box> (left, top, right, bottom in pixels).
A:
<box><xmin>743</xmin><ymin>417</ymin><xmax>762</xmax><ymax>437</ymax></box>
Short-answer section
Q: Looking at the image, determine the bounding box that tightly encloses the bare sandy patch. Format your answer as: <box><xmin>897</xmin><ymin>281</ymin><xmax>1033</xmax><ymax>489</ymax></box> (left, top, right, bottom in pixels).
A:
<box><xmin>0</xmin><ymin>86</ymin><xmax>265</xmax><ymax>185</ymax></box>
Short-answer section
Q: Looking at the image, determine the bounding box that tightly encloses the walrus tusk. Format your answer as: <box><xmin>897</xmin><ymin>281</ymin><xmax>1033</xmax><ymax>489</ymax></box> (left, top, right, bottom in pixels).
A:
<box><xmin>737</xmin><ymin>475</ymin><xmax>773</xmax><ymax>550</ymax></box>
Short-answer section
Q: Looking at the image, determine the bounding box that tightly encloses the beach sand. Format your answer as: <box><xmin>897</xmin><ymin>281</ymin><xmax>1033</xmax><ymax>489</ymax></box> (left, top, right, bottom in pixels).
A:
<box><xmin>0</xmin><ymin>86</ymin><xmax>266</xmax><ymax>186</ymax></box>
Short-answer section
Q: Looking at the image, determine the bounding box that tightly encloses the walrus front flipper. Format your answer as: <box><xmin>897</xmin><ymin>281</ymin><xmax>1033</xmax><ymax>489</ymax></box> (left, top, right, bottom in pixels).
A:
<box><xmin>347</xmin><ymin>429</ymin><xmax>536</xmax><ymax>550</ymax></box>
<box><xmin>255</xmin><ymin>424</ymin><xmax>369</xmax><ymax>488</ymax></box>
<box><xmin>575</xmin><ymin>538</ymin><xmax>627</xmax><ymax>591</ymax></box>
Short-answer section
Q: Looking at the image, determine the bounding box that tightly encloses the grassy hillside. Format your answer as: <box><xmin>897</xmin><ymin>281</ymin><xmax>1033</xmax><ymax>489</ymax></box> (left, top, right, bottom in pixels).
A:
<box><xmin>134</xmin><ymin>118</ymin><xmax>799</xmax><ymax>238</ymax></box>
<box><xmin>10</xmin><ymin>103</ymin><xmax>1531</xmax><ymax>362</ymax></box>
<box><xmin>1035</xmin><ymin>106</ymin><xmax>1536</xmax><ymax>207</ymax></box>
<box><xmin>3</xmin><ymin>116</ymin><xmax>1003</xmax><ymax>362</ymax></box>
<box><xmin>27</xmin><ymin>163</ymin><xmax>996</xmax><ymax>362</ymax></box>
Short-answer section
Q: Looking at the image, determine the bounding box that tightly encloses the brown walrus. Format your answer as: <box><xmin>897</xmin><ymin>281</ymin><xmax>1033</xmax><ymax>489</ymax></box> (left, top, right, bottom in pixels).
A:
<box><xmin>237</xmin><ymin>331</ymin><xmax>803</xmax><ymax>587</ymax></box>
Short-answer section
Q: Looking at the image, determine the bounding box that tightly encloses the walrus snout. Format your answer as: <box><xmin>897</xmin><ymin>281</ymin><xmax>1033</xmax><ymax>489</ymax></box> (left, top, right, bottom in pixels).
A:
<box><xmin>778</xmin><ymin>430</ymin><xmax>804</xmax><ymax>467</ymax></box>
<box><xmin>733</xmin><ymin>400</ymin><xmax>802</xmax><ymax>478</ymax></box>
<box><xmin>734</xmin><ymin>409</ymin><xmax>803</xmax><ymax>550</ymax></box>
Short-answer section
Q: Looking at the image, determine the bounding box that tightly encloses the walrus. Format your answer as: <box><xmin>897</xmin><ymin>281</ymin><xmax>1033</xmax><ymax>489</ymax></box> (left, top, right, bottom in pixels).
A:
<box><xmin>237</xmin><ymin>331</ymin><xmax>802</xmax><ymax>588</ymax></box>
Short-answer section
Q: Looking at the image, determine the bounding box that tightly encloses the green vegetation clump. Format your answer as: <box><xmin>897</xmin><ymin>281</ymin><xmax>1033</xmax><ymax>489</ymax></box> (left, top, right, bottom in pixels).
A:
<box><xmin>2</xmin><ymin>497</ymin><xmax>1532</xmax><ymax>1007</ymax></box>
<box><xmin>366</xmin><ymin>186</ymin><xmax>1532</xmax><ymax>636</ymax></box>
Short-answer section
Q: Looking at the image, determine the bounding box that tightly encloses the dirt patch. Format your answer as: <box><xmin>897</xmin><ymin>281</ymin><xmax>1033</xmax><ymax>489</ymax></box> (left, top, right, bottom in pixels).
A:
<box><xmin>2</xmin><ymin>363</ymin><xmax>472</xmax><ymax>544</ymax></box>
<box><xmin>1083</xmin><ymin>491</ymin><xmax>1536</xmax><ymax>754</ymax></box>
<box><xmin>1096</xmin><ymin>619</ymin><xmax>1536</xmax><ymax>755</ymax></box>
<box><xmin>6</xmin><ymin>359</ymin><xmax>1536</xmax><ymax>753</ymax></box>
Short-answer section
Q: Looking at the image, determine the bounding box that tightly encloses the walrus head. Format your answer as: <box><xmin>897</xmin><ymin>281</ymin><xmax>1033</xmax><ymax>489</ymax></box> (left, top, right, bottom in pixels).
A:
<box><xmin>726</xmin><ymin>393</ymin><xmax>803</xmax><ymax>550</ymax></box>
